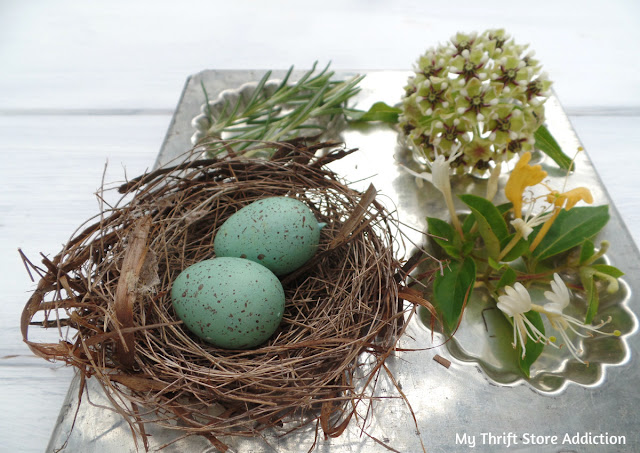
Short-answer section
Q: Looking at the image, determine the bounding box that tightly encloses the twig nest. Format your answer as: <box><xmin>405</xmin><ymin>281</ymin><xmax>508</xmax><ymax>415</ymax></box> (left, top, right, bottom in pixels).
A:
<box><xmin>21</xmin><ymin>140</ymin><xmax>414</xmax><ymax>450</ymax></box>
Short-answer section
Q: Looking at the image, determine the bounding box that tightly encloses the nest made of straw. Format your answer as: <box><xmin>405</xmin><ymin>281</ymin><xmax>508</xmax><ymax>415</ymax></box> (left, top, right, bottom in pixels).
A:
<box><xmin>21</xmin><ymin>140</ymin><xmax>424</xmax><ymax>451</ymax></box>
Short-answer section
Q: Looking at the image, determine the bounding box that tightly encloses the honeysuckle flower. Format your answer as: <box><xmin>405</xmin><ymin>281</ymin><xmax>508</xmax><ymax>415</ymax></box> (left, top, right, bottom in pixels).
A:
<box><xmin>530</xmin><ymin>185</ymin><xmax>594</xmax><ymax>252</ymax></box>
<box><xmin>431</xmin><ymin>146</ymin><xmax>463</xmax><ymax>193</ymax></box>
<box><xmin>398</xmin><ymin>146</ymin><xmax>464</xmax><ymax>236</ymax></box>
<box><xmin>547</xmin><ymin>187</ymin><xmax>594</xmax><ymax>210</ymax></box>
<box><xmin>536</xmin><ymin>273</ymin><xmax>621</xmax><ymax>363</ymax></box>
<box><xmin>504</xmin><ymin>151</ymin><xmax>548</xmax><ymax>218</ymax></box>
<box><xmin>504</xmin><ymin>153</ymin><xmax>596</xmax><ymax>254</ymax></box>
<box><xmin>510</xmin><ymin>208</ymin><xmax>554</xmax><ymax>241</ymax></box>
<box><xmin>497</xmin><ymin>282</ymin><xmax>555</xmax><ymax>358</ymax></box>
<box><xmin>543</xmin><ymin>273</ymin><xmax>571</xmax><ymax>314</ymax></box>
<box><xmin>510</xmin><ymin>218</ymin><xmax>533</xmax><ymax>240</ymax></box>
<box><xmin>497</xmin><ymin>282</ymin><xmax>532</xmax><ymax>316</ymax></box>
<box><xmin>401</xmin><ymin>167</ymin><xmax>431</xmax><ymax>189</ymax></box>
<box><xmin>498</xmin><ymin>276</ymin><xmax>621</xmax><ymax>362</ymax></box>
<box><xmin>499</xmin><ymin>202</ymin><xmax>554</xmax><ymax>261</ymax></box>
<box><xmin>433</xmin><ymin>146</ymin><xmax>465</xmax><ymax>235</ymax></box>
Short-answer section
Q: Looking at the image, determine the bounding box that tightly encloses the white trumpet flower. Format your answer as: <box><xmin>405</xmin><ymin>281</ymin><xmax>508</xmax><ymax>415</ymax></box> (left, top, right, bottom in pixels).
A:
<box><xmin>497</xmin><ymin>282</ymin><xmax>556</xmax><ymax>358</ymax></box>
<box><xmin>510</xmin><ymin>209</ymin><xmax>554</xmax><ymax>241</ymax></box>
<box><xmin>540</xmin><ymin>273</ymin><xmax>621</xmax><ymax>364</ymax></box>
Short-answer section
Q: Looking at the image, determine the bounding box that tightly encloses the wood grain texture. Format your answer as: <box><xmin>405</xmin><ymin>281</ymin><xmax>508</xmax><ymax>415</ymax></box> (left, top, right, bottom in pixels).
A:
<box><xmin>0</xmin><ymin>115</ymin><xmax>169</xmax><ymax>453</ymax></box>
<box><xmin>570</xmin><ymin>116</ymin><xmax>640</xmax><ymax>248</ymax></box>
<box><xmin>2</xmin><ymin>1</ymin><xmax>639</xmax><ymax>110</ymax></box>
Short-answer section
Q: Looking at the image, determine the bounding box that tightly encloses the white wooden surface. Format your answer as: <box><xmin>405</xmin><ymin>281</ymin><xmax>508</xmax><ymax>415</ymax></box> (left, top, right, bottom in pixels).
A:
<box><xmin>1</xmin><ymin>1</ymin><xmax>639</xmax><ymax>452</ymax></box>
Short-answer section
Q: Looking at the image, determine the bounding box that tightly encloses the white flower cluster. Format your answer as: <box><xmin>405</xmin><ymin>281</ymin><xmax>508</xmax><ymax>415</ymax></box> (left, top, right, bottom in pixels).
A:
<box><xmin>400</xmin><ymin>30</ymin><xmax>552</xmax><ymax>176</ymax></box>
<box><xmin>497</xmin><ymin>274</ymin><xmax>620</xmax><ymax>363</ymax></box>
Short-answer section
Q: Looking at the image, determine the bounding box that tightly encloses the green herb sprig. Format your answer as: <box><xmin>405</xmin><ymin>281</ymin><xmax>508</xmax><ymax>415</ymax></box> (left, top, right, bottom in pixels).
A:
<box><xmin>198</xmin><ymin>62</ymin><xmax>364</xmax><ymax>156</ymax></box>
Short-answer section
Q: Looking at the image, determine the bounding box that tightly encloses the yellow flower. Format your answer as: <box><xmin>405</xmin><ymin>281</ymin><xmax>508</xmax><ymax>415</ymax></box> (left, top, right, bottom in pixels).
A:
<box><xmin>529</xmin><ymin>186</ymin><xmax>594</xmax><ymax>252</ymax></box>
<box><xmin>504</xmin><ymin>151</ymin><xmax>548</xmax><ymax>218</ymax></box>
<box><xmin>547</xmin><ymin>187</ymin><xmax>593</xmax><ymax>210</ymax></box>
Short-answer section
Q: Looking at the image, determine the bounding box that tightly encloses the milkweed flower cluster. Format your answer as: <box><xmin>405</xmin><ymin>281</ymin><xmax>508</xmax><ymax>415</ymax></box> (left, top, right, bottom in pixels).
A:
<box><xmin>497</xmin><ymin>274</ymin><xmax>621</xmax><ymax>363</ymax></box>
<box><xmin>399</xmin><ymin>29</ymin><xmax>551</xmax><ymax>176</ymax></box>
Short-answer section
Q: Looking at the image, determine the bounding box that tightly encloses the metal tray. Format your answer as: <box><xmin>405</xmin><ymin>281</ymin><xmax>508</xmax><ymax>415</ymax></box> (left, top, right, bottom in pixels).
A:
<box><xmin>47</xmin><ymin>71</ymin><xmax>640</xmax><ymax>452</ymax></box>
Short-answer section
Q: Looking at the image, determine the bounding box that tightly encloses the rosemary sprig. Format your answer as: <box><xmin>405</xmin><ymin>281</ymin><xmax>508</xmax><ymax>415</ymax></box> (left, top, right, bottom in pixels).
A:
<box><xmin>199</xmin><ymin>62</ymin><xmax>364</xmax><ymax>155</ymax></box>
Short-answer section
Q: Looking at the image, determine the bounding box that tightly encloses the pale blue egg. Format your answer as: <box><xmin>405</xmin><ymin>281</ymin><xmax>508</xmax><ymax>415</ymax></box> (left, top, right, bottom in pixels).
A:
<box><xmin>214</xmin><ymin>197</ymin><xmax>324</xmax><ymax>276</ymax></box>
<box><xmin>171</xmin><ymin>257</ymin><xmax>285</xmax><ymax>349</ymax></box>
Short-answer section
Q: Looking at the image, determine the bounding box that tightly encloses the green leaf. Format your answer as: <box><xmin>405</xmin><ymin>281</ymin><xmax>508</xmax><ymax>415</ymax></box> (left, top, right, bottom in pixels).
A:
<box><xmin>532</xmin><ymin>205</ymin><xmax>610</xmax><ymax>261</ymax></box>
<box><xmin>579</xmin><ymin>240</ymin><xmax>595</xmax><ymax>264</ymax></box>
<box><xmin>534</xmin><ymin>124</ymin><xmax>573</xmax><ymax>171</ymax></box>
<box><xmin>496</xmin><ymin>267</ymin><xmax>517</xmax><ymax>290</ymax></box>
<box><xmin>591</xmin><ymin>264</ymin><xmax>625</xmax><ymax>279</ymax></box>
<box><xmin>580</xmin><ymin>267</ymin><xmax>599</xmax><ymax>324</ymax></box>
<box><xmin>496</xmin><ymin>202</ymin><xmax>513</xmax><ymax>215</ymax></box>
<box><xmin>427</xmin><ymin>217</ymin><xmax>461</xmax><ymax>259</ymax></box>
<box><xmin>459</xmin><ymin>195</ymin><xmax>509</xmax><ymax>240</ymax></box>
<box><xmin>462</xmin><ymin>240</ymin><xmax>475</xmax><ymax>256</ymax></box>
<box><xmin>433</xmin><ymin>258</ymin><xmax>476</xmax><ymax>332</ymax></box>
<box><xmin>488</xmin><ymin>257</ymin><xmax>504</xmax><ymax>271</ymax></box>
<box><xmin>459</xmin><ymin>194</ymin><xmax>509</xmax><ymax>260</ymax></box>
<box><xmin>462</xmin><ymin>212</ymin><xmax>476</xmax><ymax>234</ymax></box>
<box><xmin>347</xmin><ymin>101</ymin><xmax>401</xmax><ymax>123</ymax></box>
<box><xmin>517</xmin><ymin>311</ymin><xmax>546</xmax><ymax>377</ymax></box>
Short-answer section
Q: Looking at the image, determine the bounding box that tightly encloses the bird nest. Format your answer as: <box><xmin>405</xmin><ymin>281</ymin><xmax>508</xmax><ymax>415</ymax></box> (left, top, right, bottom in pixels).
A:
<box><xmin>21</xmin><ymin>140</ymin><xmax>430</xmax><ymax>452</ymax></box>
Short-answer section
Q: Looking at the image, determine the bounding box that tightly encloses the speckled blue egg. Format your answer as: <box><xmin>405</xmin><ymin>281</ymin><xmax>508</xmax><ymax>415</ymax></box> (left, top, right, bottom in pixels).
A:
<box><xmin>171</xmin><ymin>257</ymin><xmax>285</xmax><ymax>349</ymax></box>
<box><xmin>214</xmin><ymin>197</ymin><xmax>324</xmax><ymax>276</ymax></box>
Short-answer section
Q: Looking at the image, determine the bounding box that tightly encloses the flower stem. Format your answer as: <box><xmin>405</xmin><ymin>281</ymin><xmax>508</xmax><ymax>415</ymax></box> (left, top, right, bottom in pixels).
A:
<box><xmin>529</xmin><ymin>208</ymin><xmax>560</xmax><ymax>252</ymax></box>
<box><xmin>443</xmin><ymin>183</ymin><xmax>464</xmax><ymax>238</ymax></box>
<box><xmin>498</xmin><ymin>231</ymin><xmax>523</xmax><ymax>261</ymax></box>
